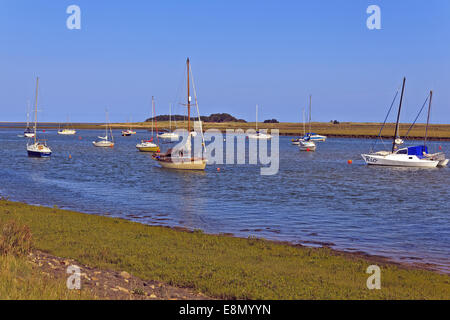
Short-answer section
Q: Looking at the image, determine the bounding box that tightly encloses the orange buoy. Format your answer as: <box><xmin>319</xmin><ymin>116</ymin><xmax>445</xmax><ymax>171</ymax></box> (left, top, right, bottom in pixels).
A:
<box><xmin>347</xmin><ymin>159</ymin><xmax>353</xmax><ymax>164</ymax></box>
<box><xmin>217</xmin><ymin>168</ymin><xmax>221</xmax><ymax>172</ymax></box>
<box><xmin>69</xmin><ymin>154</ymin><xmax>72</xmax><ymax>159</ymax></box>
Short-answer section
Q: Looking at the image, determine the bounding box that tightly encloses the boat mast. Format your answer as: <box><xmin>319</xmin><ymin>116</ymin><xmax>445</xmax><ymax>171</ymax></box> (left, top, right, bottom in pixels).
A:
<box><xmin>255</xmin><ymin>105</ymin><xmax>258</xmax><ymax>132</ymax></box>
<box><xmin>169</xmin><ymin>103</ymin><xmax>172</xmax><ymax>132</ymax></box>
<box><xmin>392</xmin><ymin>77</ymin><xmax>406</xmax><ymax>153</ymax></box>
<box><xmin>303</xmin><ymin>108</ymin><xmax>306</xmax><ymax>136</ymax></box>
<box><xmin>187</xmin><ymin>58</ymin><xmax>191</xmax><ymax>133</ymax></box>
<box><xmin>309</xmin><ymin>95</ymin><xmax>312</xmax><ymax>135</ymax></box>
<box><xmin>151</xmin><ymin>96</ymin><xmax>154</xmax><ymax>136</ymax></box>
<box><xmin>424</xmin><ymin>90</ymin><xmax>432</xmax><ymax>146</ymax></box>
<box><xmin>34</xmin><ymin>77</ymin><xmax>39</xmax><ymax>144</ymax></box>
<box><xmin>26</xmin><ymin>100</ymin><xmax>30</xmax><ymax>129</ymax></box>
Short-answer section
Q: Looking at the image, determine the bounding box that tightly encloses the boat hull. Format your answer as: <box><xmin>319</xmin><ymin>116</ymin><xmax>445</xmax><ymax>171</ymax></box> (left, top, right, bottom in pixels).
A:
<box><xmin>361</xmin><ymin>154</ymin><xmax>439</xmax><ymax>167</ymax></box>
<box><xmin>155</xmin><ymin>159</ymin><xmax>207</xmax><ymax>170</ymax></box>
<box><xmin>93</xmin><ymin>141</ymin><xmax>114</xmax><ymax>147</ymax></box>
<box><xmin>136</xmin><ymin>146</ymin><xmax>159</xmax><ymax>152</ymax></box>
<box><xmin>248</xmin><ymin>134</ymin><xmax>272</xmax><ymax>140</ymax></box>
<box><xmin>58</xmin><ymin>131</ymin><xmax>76</xmax><ymax>135</ymax></box>
<box><xmin>27</xmin><ymin>150</ymin><xmax>51</xmax><ymax>157</ymax></box>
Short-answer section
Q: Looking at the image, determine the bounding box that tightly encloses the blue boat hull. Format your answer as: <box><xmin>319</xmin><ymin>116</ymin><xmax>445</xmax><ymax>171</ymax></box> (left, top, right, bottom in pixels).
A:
<box><xmin>27</xmin><ymin>150</ymin><xmax>52</xmax><ymax>158</ymax></box>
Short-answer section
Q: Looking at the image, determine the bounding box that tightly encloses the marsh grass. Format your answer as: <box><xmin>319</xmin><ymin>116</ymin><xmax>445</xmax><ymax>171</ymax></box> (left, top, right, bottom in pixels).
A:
<box><xmin>0</xmin><ymin>218</ymin><xmax>92</xmax><ymax>300</ymax></box>
<box><xmin>0</xmin><ymin>220</ymin><xmax>33</xmax><ymax>256</ymax></box>
<box><xmin>0</xmin><ymin>254</ymin><xmax>92</xmax><ymax>300</ymax></box>
<box><xmin>0</xmin><ymin>200</ymin><xmax>448</xmax><ymax>300</ymax></box>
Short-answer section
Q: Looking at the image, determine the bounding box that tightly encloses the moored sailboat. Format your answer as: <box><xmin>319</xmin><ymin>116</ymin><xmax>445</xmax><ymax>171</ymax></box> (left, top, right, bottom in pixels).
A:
<box><xmin>361</xmin><ymin>78</ymin><xmax>446</xmax><ymax>167</ymax></box>
<box><xmin>248</xmin><ymin>104</ymin><xmax>272</xmax><ymax>140</ymax></box>
<box><xmin>27</xmin><ymin>77</ymin><xmax>52</xmax><ymax>157</ymax></box>
<box><xmin>299</xmin><ymin>96</ymin><xmax>316</xmax><ymax>152</ymax></box>
<box><xmin>24</xmin><ymin>100</ymin><xmax>35</xmax><ymax>138</ymax></box>
<box><xmin>158</xmin><ymin>103</ymin><xmax>180</xmax><ymax>140</ymax></box>
<box><xmin>152</xmin><ymin>58</ymin><xmax>207</xmax><ymax>170</ymax></box>
<box><xmin>136</xmin><ymin>96</ymin><xmax>160</xmax><ymax>152</ymax></box>
<box><xmin>93</xmin><ymin>110</ymin><xmax>114</xmax><ymax>147</ymax></box>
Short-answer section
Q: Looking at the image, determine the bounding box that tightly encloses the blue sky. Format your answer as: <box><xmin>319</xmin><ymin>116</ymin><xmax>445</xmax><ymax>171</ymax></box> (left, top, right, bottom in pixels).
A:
<box><xmin>0</xmin><ymin>0</ymin><xmax>449</xmax><ymax>123</ymax></box>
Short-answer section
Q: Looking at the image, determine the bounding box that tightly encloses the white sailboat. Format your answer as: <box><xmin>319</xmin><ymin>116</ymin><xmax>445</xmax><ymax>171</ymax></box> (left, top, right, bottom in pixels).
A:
<box><xmin>136</xmin><ymin>96</ymin><xmax>160</xmax><ymax>152</ymax></box>
<box><xmin>248</xmin><ymin>104</ymin><xmax>272</xmax><ymax>140</ymax></box>
<box><xmin>152</xmin><ymin>58</ymin><xmax>207</xmax><ymax>170</ymax></box>
<box><xmin>57</xmin><ymin>117</ymin><xmax>76</xmax><ymax>135</ymax></box>
<box><xmin>362</xmin><ymin>78</ymin><xmax>447</xmax><ymax>167</ymax></box>
<box><xmin>299</xmin><ymin>96</ymin><xmax>316</xmax><ymax>152</ymax></box>
<box><xmin>158</xmin><ymin>103</ymin><xmax>180</xmax><ymax>140</ymax></box>
<box><xmin>27</xmin><ymin>77</ymin><xmax>52</xmax><ymax>157</ymax></box>
<box><xmin>93</xmin><ymin>110</ymin><xmax>114</xmax><ymax>147</ymax></box>
<box><xmin>24</xmin><ymin>100</ymin><xmax>35</xmax><ymax>138</ymax></box>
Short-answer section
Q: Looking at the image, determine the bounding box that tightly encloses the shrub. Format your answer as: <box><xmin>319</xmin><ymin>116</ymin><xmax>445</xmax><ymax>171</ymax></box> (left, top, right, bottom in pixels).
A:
<box><xmin>0</xmin><ymin>220</ymin><xmax>33</xmax><ymax>256</ymax></box>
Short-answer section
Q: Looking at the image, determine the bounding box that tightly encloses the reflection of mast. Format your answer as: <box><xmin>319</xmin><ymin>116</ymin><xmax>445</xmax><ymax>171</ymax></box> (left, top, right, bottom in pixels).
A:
<box><xmin>424</xmin><ymin>90</ymin><xmax>432</xmax><ymax>146</ymax></box>
<box><xmin>392</xmin><ymin>77</ymin><xmax>406</xmax><ymax>153</ymax></box>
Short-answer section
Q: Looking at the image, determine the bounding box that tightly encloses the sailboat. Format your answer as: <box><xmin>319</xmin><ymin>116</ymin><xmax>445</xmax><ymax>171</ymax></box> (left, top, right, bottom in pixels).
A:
<box><xmin>136</xmin><ymin>96</ymin><xmax>160</xmax><ymax>152</ymax></box>
<box><xmin>248</xmin><ymin>105</ymin><xmax>272</xmax><ymax>140</ymax></box>
<box><xmin>152</xmin><ymin>58</ymin><xmax>207</xmax><ymax>170</ymax></box>
<box><xmin>299</xmin><ymin>96</ymin><xmax>316</xmax><ymax>152</ymax></box>
<box><xmin>301</xmin><ymin>95</ymin><xmax>326</xmax><ymax>142</ymax></box>
<box><xmin>24</xmin><ymin>100</ymin><xmax>35</xmax><ymax>138</ymax></box>
<box><xmin>361</xmin><ymin>78</ymin><xmax>447</xmax><ymax>167</ymax></box>
<box><xmin>57</xmin><ymin>116</ymin><xmax>76</xmax><ymax>135</ymax></box>
<box><xmin>27</xmin><ymin>77</ymin><xmax>52</xmax><ymax>157</ymax></box>
<box><xmin>158</xmin><ymin>103</ymin><xmax>180</xmax><ymax>140</ymax></box>
<box><xmin>122</xmin><ymin>117</ymin><xmax>136</xmax><ymax>136</ymax></box>
<box><xmin>93</xmin><ymin>110</ymin><xmax>114</xmax><ymax>147</ymax></box>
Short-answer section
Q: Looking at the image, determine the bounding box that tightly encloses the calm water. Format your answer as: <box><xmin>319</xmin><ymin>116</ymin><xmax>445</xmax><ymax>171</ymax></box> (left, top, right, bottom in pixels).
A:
<box><xmin>0</xmin><ymin>129</ymin><xmax>449</xmax><ymax>272</ymax></box>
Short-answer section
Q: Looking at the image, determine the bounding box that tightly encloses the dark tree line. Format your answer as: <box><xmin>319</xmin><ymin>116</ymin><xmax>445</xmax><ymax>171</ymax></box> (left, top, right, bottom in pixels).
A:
<box><xmin>146</xmin><ymin>113</ymin><xmax>247</xmax><ymax>123</ymax></box>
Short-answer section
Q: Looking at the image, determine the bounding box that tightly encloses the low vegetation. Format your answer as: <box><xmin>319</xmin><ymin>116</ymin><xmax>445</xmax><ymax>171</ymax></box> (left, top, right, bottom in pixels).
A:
<box><xmin>0</xmin><ymin>218</ymin><xmax>92</xmax><ymax>299</ymax></box>
<box><xmin>0</xmin><ymin>200</ymin><xmax>448</xmax><ymax>300</ymax></box>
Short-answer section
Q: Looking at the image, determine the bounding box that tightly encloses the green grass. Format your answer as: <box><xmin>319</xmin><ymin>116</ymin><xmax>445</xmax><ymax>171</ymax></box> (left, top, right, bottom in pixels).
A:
<box><xmin>0</xmin><ymin>200</ymin><xmax>449</xmax><ymax>299</ymax></box>
<box><xmin>0</xmin><ymin>254</ymin><xmax>92</xmax><ymax>300</ymax></box>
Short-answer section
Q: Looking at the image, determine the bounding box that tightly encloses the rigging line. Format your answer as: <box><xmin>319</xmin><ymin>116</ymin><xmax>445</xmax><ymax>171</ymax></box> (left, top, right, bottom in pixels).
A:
<box><xmin>189</xmin><ymin>65</ymin><xmax>207</xmax><ymax>154</ymax></box>
<box><xmin>370</xmin><ymin>87</ymin><xmax>400</xmax><ymax>152</ymax></box>
<box><xmin>404</xmin><ymin>93</ymin><xmax>430</xmax><ymax>139</ymax></box>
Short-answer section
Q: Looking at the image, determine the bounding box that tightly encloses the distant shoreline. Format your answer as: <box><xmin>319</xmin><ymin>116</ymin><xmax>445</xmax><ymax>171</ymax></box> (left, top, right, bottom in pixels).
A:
<box><xmin>2</xmin><ymin>121</ymin><xmax>450</xmax><ymax>141</ymax></box>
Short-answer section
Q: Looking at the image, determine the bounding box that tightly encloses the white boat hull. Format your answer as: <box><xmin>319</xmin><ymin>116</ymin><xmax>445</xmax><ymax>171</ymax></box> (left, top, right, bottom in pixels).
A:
<box><xmin>158</xmin><ymin>133</ymin><xmax>180</xmax><ymax>140</ymax></box>
<box><xmin>299</xmin><ymin>140</ymin><xmax>316</xmax><ymax>151</ymax></box>
<box><xmin>58</xmin><ymin>130</ymin><xmax>76</xmax><ymax>135</ymax></box>
<box><xmin>361</xmin><ymin>153</ymin><xmax>439</xmax><ymax>168</ymax></box>
<box><xmin>248</xmin><ymin>134</ymin><xmax>272</xmax><ymax>140</ymax></box>
<box><xmin>93</xmin><ymin>140</ymin><xmax>114</xmax><ymax>147</ymax></box>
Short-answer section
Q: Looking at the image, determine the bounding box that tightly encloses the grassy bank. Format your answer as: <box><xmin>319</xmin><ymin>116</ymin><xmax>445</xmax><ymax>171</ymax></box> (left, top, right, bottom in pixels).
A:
<box><xmin>0</xmin><ymin>255</ymin><xmax>91</xmax><ymax>299</ymax></box>
<box><xmin>0</xmin><ymin>200</ymin><xmax>449</xmax><ymax>299</ymax></box>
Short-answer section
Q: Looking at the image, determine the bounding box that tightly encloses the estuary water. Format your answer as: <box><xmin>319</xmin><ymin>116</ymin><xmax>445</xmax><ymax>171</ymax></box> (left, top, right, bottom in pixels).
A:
<box><xmin>0</xmin><ymin>129</ymin><xmax>449</xmax><ymax>272</ymax></box>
